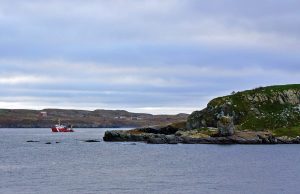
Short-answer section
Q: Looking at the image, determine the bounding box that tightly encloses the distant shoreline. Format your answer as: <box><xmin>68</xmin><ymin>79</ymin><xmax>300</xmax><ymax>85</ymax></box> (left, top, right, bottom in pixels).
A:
<box><xmin>0</xmin><ymin>108</ymin><xmax>188</xmax><ymax>129</ymax></box>
<box><xmin>0</xmin><ymin>126</ymin><xmax>134</xmax><ymax>129</ymax></box>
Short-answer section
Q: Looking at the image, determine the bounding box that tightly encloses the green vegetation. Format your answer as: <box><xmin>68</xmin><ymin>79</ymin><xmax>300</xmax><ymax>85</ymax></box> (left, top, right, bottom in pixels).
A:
<box><xmin>187</xmin><ymin>84</ymin><xmax>300</xmax><ymax>136</ymax></box>
<box><xmin>211</xmin><ymin>84</ymin><xmax>300</xmax><ymax>130</ymax></box>
<box><xmin>273</xmin><ymin>126</ymin><xmax>300</xmax><ymax>138</ymax></box>
<box><xmin>196</xmin><ymin>128</ymin><xmax>218</xmax><ymax>136</ymax></box>
<box><xmin>176</xmin><ymin>128</ymin><xmax>216</xmax><ymax>138</ymax></box>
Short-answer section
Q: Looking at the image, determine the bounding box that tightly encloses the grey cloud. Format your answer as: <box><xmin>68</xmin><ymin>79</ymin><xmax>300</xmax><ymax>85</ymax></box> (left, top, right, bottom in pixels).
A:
<box><xmin>1</xmin><ymin>0</ymin><xmax>300</xmax><ymax>53</ymax></box>
<box><xmin>0</xmin><ymin>0</ymin><xmax>299</xmax><ymax>113</ymax></box>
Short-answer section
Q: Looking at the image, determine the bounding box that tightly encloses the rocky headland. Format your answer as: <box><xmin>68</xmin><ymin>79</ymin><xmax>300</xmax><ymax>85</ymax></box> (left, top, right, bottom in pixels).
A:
<box><xmin>103</xmin><ymin>123</ymin><xmax>300</xmax><ymax>144</ymax></box>
<box><xmin>103</xmin><ymin>84</ymin><xmax>300</xmax><ymax>144</ymax></box>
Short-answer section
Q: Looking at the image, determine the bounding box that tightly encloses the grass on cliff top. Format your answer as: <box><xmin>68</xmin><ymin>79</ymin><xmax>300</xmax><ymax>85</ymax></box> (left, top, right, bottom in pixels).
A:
<box><xmin>210</xmin><ymin>84</ymin><xmax>300</xmax><ymax>106</ymax></box>
<box><xmin>272</xmin><ymin>126</ymin><xmax>300</xmax><ymax>137</ymax></box>
<box><xmin>236</xmin><ymin>84</ymin><xmax>300</xmax><ymax>95</ymax></box>
<box><xmin>197</xmin><ymin>127</ymin><xmax>218</xmax><ymax>136</ymax></box>
<box><xmin>207</xmin><ymin>84</ymin><xmax>300</xmax><ymax>131</ymax></box>
<box><xmin>261</xmin><ymin>84</ymin><xmax>300</xmax><ymax>91</ymax></box>
<box><xmin>176</xmin><ymin>128</ymin><xmax>218</xmax><ymax>138</ymax></box>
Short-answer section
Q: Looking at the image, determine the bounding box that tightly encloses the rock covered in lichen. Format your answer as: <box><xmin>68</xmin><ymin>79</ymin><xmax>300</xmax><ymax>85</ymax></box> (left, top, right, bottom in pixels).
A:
<box><xmin>217</xmin><ymin>116</ymin><xmax>235</xmax><ymax>136</ymax></box>
<box><xmin>103</xmin><ymin>128</ymin><xmax>300</xmax><ymax>144</ymax></box>
<box><xmin>187</xmin><ymin>84</ymin><xmax>300</xmax><ymax>131</ymax></box>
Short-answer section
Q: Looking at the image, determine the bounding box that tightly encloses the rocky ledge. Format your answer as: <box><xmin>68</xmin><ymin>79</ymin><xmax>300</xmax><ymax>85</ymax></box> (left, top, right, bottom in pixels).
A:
<box><xmin>103</xmin><ymin>127</ymin><xmax>300</xmax><ymax>144</ymax></box>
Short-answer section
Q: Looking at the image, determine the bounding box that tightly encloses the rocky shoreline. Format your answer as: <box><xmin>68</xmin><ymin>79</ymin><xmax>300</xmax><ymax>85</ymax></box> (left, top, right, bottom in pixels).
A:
<box><xmin>103</xmin><ymin>85</ymin><xmax>300</xmax><ymax>145</ymax></box>
<box><xmin>103</xmin><ymin>128</ymin><xmax>300</xmax><ymax>144</ymax></box>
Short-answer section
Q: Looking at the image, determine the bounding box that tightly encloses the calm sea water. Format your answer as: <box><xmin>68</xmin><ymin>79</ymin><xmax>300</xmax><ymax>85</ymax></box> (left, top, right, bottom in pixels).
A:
<box><xmin>1</xmin><ymin>128</ymin><xmax>300</xmax><ymax>194</ymax></box>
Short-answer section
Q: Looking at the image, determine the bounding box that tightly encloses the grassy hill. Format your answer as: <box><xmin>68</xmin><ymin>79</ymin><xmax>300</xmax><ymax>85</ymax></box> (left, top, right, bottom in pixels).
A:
<box><xmin>187</xmin><ymin>84</ymin><xmax>300</xmax><ymax>137</ymax></box>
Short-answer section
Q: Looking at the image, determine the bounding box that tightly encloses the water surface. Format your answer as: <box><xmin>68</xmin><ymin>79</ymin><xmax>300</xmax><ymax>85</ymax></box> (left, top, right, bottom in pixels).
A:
<box><xmin>1</xmin><ymin>128</ymin><xmax>300</xmax><ymax>194</ymax></box>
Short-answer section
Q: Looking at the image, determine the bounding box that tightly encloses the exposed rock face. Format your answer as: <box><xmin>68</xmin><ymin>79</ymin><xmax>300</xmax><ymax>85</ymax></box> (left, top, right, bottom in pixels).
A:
<box><xmin>103</xmin><ymin>129</ymin><xmax>300</xmax><ymax>144</ymax></box>
<box><xmin>217</xmin><ymin>116</ymin><xmax>235</xmax><ymax>136</ymax></box>
<box><xmin>103</xmin><ymin>125</ymin><xmax>183</xmax><ymax>142</ymax></box>
<box><xmin>103</xmin><ymin>130</ymin><xmax>166</xmax><ymax>142</ymax></box>
<box><xmin>187</xmin><ymin>85</ymin><xmax>300</xmax><ymax>130</ymax></box>
<box><xmin>137</xmin><ymin>125</ymin><xmax>181</xmax><ymax>135</ymax></box>
<box><xmin>252</xmin><ymin>89</ymin><xmax>300</xmax><ymax>104</ymax></box>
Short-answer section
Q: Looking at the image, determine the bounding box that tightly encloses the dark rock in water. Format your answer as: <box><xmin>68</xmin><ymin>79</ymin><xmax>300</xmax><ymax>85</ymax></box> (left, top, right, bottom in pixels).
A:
<box><xmin>26</xmin><ymin>140</ymin><xmax>40</xmax><ymax>142</ymax></box>
<box><xmin>257</xmin><ymin>134</ymin><xmax>277</xmax><ymax>144</ymax></box>
<box><xmin>103</xmin><ymin>130</ymin><xmax>154</xmax><ymax>142</ymax></box>
<box><xmin>103</xmin><ymin>128</ymin><xmax>300</xmax><ymax>144</ymax></box>
<box><xmin>276</xmin><ymin>136</ymin><xmax>299</xmax><ymax>144</ymax></box>
<box><xmin>147</xmin><ymin>137</ymin><xmax>167</xmax><ymax>144</ymax></box>
<box><xmin>45</xmin><ymin>142</ymin><xmax>51</xmax><ymax>144</ymax></box>
<box><xmin>103</xmin><ymin>130</ymin><xmax>126</xmax><ymax>141</ymax></box>
<box><xmin>147</xmin><ymin>134</ymin><xmax>181</xmax><ymax>144</ymax></box>
<box><xmin>159</xmin><ymin>125</ymin><xmax>181</xmax><ymax>134</ymax></box>
<box><xmin>165</xmin><ymin>135</ymin><xmax>181</xmax><ymax>144</ymax></box>
<box><xmin>145</xmin><ymin>134</ymin><xmax>166</xmax><ymax>144</ymax></box>
<box><xmin>84</xmin><ymin>139</ymin><xmax>101</xmax><ymax>143</ymax></box>
<box><xmin>137</xmin><ymin>125</ymin><xmax>180</xmax><ymax>135</ymax></box>
<box><xmin>217</xmin><ymin>116</ymin><xmax>235</xmax><ymax>136</ymax></box>
<box><xmin>103</xmin><ymin>124</ymin><xmax>185</xmax><ymax>143</ymax></box>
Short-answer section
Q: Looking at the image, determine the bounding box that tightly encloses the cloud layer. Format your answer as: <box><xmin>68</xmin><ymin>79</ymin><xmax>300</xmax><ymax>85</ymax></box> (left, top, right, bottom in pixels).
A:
<box><xmin>0</xmin><ymin>0</ymin><xmax>299</xmax><ymax>114</ymax></box>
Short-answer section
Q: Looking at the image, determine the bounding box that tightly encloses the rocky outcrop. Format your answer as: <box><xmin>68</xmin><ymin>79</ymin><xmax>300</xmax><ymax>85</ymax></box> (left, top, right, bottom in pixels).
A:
<box><xmin>103</xmin><ymin>129</ymin><xmax>300</xmax><ymax>144</ymax></box>
<box><xmin>103</xmin><ymin>130</ymin><xmax>170</xmax><ymax>142</ymax></box>
<box><xmin>217</xmin><ymin>116</ymin><xmax>235</xmax><ymax>136</ymax></box>
<box><xmin>246</xmin><ymin>89</ymin><xmax>300</xmax><ymax>104</ymax></box>
<box><xmin>26</xmin><ymin>140</ymin><xmax>40</xmax><ymax>142</ymax></box>
<box><xmin>103</xmin><ymin>124</ymin><xmax>185</xmax><ymax>142</ymax></box>
<box><xmin>84</xmin><ymin>139</ymin><xmax>101</xmax><ymax>142</ymax></box>
<box><xmin>187</xmin><ymin>85</ymin><xmax>300</xmax><ymax>130</ymax></box>
<box><xmin>135</xmin><ymin>125</ymin><xmax>182</xmax><ymax>135</ymax></box>
<box><xmin>103</xmin><ymin>84</ymin><xmax>300</xmax><ymax>144</ymax></box>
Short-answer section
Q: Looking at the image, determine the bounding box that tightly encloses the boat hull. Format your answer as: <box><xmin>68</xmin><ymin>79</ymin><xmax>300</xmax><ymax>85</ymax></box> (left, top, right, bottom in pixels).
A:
<box><xmin>51</xmin><ymin>127</ymin><xmax>74</xmax><ymax>132</ymax></box>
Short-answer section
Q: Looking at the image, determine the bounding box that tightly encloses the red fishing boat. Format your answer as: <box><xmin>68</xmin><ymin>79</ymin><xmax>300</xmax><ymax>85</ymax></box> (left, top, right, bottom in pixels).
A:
<box><xmin>51</xmin><ymin>120</ymin><xmax>74</xmax><ymax>132</ymax></box>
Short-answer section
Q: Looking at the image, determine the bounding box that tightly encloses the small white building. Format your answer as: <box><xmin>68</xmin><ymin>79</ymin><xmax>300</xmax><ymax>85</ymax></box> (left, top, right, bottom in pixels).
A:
<box><xmin>39</xmin><ymin>111</ymin><xmax>48</xmax><ymax>118</ymax></box>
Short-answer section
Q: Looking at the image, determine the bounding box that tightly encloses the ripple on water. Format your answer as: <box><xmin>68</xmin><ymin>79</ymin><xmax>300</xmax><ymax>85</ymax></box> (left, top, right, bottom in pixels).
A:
<box><xmin>1</xmin><ymin>128</ymin><xmax>300</xmax><ymax>194</ymax></box>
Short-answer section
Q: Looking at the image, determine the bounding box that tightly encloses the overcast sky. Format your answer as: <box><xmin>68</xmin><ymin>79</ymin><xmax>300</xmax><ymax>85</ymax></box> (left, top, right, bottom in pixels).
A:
<box><xmin>0</xmin><ymin>0</ymin><xmax>299</xmax><ymax>114</ymax></box>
